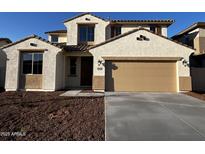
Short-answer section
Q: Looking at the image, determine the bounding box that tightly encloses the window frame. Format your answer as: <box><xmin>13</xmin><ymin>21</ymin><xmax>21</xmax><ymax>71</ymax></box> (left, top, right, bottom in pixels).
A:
<box><xmin>150</xmin><ymin>26</ymin><xmax>156</xmax><ymax>33</ymax></box>
<box><xmin>150</xmin><ymin>26</ymin><xmax>162</xmax><ymax>35</ymax></box>
<box><xmin>69</xmin><ymin>57</ymin><xmax>77</xmax><ymax>76</ymax></box>
<box><xmin>78</xmin><ymin>24</ymin><xmax>95</xmax><ymax>44</ymax></box>
<box><xmin>51</xmin><ymin>35</ymin><xmax>59</xmax><ymax>43</ymax></box>
<box><xmin>21</xmin><ymin>52</ymin><xmax>43</xmax><ymax>75</ymax></box>
<box><xmin>111</xmin><ymin>25</ymin><xmax>122</xmax><ymax>38</ymax></box>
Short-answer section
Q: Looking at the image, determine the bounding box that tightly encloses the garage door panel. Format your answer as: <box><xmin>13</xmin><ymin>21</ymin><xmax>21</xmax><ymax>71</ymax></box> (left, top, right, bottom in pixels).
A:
<box><xmin>105</xmin><ymin>60</ymin><xmax>177</xmax><ymax>92</ymax></box>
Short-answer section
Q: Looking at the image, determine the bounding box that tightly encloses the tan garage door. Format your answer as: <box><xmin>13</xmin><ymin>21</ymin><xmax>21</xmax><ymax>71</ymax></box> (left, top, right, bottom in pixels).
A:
<box><xmin>105</xmin><ymin>60</ymin><xmax>177</xmax><ymax>92</ymax></box>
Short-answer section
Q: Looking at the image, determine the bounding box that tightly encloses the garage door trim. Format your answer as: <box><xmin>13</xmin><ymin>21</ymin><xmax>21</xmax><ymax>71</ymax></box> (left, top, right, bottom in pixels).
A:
<box><xmin>105</xmin><ymin>60</ymin><xmax>178</xmax><ymax>92</ymax></box>
<box><xmin>102</xmin><ymin>56</ymin><xmax>181</xmax><ymax>61</ymax></box>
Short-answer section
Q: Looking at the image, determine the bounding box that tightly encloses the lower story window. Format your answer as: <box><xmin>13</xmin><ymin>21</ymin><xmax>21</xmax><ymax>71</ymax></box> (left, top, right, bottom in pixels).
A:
<box><xmin>22</xmin><ymin>52</ymin><xmax>43</xmax><ymax>74</ymax></box>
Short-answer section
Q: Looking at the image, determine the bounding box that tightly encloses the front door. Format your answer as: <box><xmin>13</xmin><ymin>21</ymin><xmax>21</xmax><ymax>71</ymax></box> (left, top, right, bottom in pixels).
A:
<box><xmin>80</xmin><ymin>57</ymin><xmax>93</xmax><ymax>86</ymax></box>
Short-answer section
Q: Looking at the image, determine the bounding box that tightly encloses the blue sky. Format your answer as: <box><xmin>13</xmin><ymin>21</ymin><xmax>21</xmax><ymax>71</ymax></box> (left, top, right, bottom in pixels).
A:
<box><xmin>1</xmin><ymin>12</ymin><xmax>205</xmax><ymax>42</ymax></box>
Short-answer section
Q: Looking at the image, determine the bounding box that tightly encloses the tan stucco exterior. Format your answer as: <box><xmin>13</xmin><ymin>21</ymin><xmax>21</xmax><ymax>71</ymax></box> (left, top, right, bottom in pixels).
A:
<box><xmin>121</xmin><ymin>25</ymin><xmax>167</xmax><ymax>37</ymax></box>
<box><xmin>90</xmin><ymin>29</ymin><xmax>194</xmax><ymax>91</ymax></box>
<box><xmin>48</xmin><ymin>34</ymin><xmax>67</xmax><ymax>43</ymax></box>
<box><xmin>175</xmin><ymin>28</ymin><xmax>205</xmax><ymax>54</ymax></box>
<box><xmin>2</xmin><ymin>38</ymin><xmax>64</xmax><ymax>91</ymax></box>
<box><xmin>20</xmin><ymin>74</ymin><xmax>42</xmax><ymax>89</ymax></box>
<box><xmin>64</xmin><ymin>14</ymin><xmax>110</xmax><ymax>45</ymax></box>
<box><xmin>63</xmin><ymin>14</ymin><xmax>169</xmax><ymax>46</ymax></box>
<box><xmin>179</xmin><ymin>76</ymin><xmax>192</xmax><ymax>91</ymax></box>
<box><xmin>1</xmin><ymin>14</ymin><xmax>194</xmax><ymax>92</ymax></box>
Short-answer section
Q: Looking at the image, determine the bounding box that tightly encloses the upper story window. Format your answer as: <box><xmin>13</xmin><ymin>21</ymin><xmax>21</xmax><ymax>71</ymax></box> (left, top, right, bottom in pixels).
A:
<box><xmin>22</xmin><ymin>52</ymin><xmax>43</xmax><ymax>74</ymax></box>
<box><xmin>51</xmin><ymin>35</ymin><xmax>59</xmax><ymax>43</ymax></box>
<box><xmin>150</xmin><ymin>26</ymin><xmax>156</xmax><ymax>33</ymax></box>
<box><xmin>111</xmin><ymin>26</ymin><xmax>121</xmax><ymax>38</ymax></box>
<box><xmin>78</xmin><ymin>25</ymin><xmax>95</xmax><ymax>44</ymax></box>
<box><xmin>150</xmin><ymin>26</ymin><xmax>162</xmax><ymax>35</ymax></box>
<box><xmin>184</xmin><ymin>35</ymin><xmax>194</xmax><ymax>47</ymax></box>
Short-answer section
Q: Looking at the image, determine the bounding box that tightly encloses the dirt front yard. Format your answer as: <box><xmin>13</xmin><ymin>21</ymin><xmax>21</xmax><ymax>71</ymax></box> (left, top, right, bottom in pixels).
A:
<box><xmin>185</xmin><ymin>91</ymin><xmax>205</xmax><ymax>101</ymax></box>
<box><xmin>0</xmin><ymin>91</ymin><xmax>104</xmax><ymax>141</ymax></box>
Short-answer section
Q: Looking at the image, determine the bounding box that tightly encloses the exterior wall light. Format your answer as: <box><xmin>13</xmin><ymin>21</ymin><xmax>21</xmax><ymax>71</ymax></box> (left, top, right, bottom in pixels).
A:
<box><xmin>98</xmin><ymin>60</ymin><xmax>103</xmax><ymax>66</ymax></box>
<box><xmin>181</xmin><ymin>57</ymin><xmax>189</xmax><ymax>67</ymax></box>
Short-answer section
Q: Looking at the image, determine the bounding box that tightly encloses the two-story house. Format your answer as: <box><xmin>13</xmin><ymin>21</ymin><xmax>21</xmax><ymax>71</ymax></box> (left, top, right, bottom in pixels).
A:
<box><xmin>0</xmin><ymin>13</ymin><xmax>195</xmax><ymax>92</ymax></box>
<box><xmin>172</xmin><ymin>22</ymin><xmax>205</xmax><ymax>92</ymax></box>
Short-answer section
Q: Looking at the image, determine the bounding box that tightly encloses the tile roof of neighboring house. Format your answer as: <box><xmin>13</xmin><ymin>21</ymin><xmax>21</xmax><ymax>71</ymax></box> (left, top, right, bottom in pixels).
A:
<box><xmin>110</xmin><ymin>19</ymin><xmax>174</xmax><ymax>26</ymax></box>
<box><xmin>172</xmin><ymin>22</ymin><xmax>205</xmax><ymax>39</ymax></box>
<box><xmin>0</xmin><ymin>35</ymin><xmax>62</xmax><ymax>49</ymax></box>
<box><xmin>45</xmin><ymin>29</ymin><xmax>67</xmax><ymax>34</ymax></box>
<box><xmin>62</xmin><ymin>44</ymin><xmax>92</xmax><ymax>51</ymax></box>
<box><xmin>0</xmin><ymin>38</ymin><xmax>12</xmax><ymax>43</ymax></box>
<box><xmin>64</xmin><ymin>12</ymin><xmax>108</xmax><ymax>23</ymax></box>
<box><xmin>88</xmin><ymin>28</ymin><xmax>194</xmax><ymax>51</ymax></box>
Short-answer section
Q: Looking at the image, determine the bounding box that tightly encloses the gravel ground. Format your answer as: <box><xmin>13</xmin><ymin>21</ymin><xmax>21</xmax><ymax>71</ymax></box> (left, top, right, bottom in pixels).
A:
<box><xmin>0</xmin><ymin>91</ymin><xmax>104</xmax><ymax>141</ymax></box>
<box><xmin>184</xmin><ymin>91</ymin><xmax>205</xmax><ymax>101</ymax></box>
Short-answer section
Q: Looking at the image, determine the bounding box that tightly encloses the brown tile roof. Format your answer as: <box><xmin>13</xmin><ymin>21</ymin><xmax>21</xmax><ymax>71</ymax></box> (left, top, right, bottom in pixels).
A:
<box><xmin>0</xmin><ymin>35</ymin><xmax>62</xmax><ymax>49</ymax></box>
<box><xmin>0</xmin><ymin>38</ymin><xmax>12</xmax><ymax>43</ymax></box>
<box><xmin>64</xmin><ymin>12</ymin><xmax>107</xmax><ymax>23</ymax></box>
<box><xmin>88</xmin><ymin>28</ymin><xmax>194</xmax><ymax>51</ymax></box>
<box><xmin>63</xmin><ymin>12</ymin><xmax>175</xmax><ymax>25</ymax></box>
<box><xmin>45</xmin><ymin>30</ymin><xmax>67</xmax><ymax>34</ymax></box>
<box><xmin>111</xmin><ymin>19</ymin><xmax>174</xmax><ymax>26</ymax></box>
<box><xmin>62</xmin><ymin>44</ymin><xmax>92</xmax><ymax>51</ymax></box>
<box><xmin>172</xmin><ymin>22</ymin><xmax>205</xmax><ymax>39</ymax></box>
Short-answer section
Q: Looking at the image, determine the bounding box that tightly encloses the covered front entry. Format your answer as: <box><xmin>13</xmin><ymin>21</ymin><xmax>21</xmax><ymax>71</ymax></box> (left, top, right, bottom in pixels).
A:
<box><xmin>105</xmin><ymin>60</ymin><xmax>177</xmax><ymax>92</ymax></box>
<box><xmin>65</xmin><ymin>55</ymin><xmax>93</xmax><ymax>89</ymax></box>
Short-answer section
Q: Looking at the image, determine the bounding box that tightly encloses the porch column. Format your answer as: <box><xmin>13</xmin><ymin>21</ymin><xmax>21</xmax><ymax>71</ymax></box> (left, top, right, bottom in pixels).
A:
<box><xmin>92</xmin><ymin>55</ymin><xmax>105</xmax><ymax>92</ymax></box>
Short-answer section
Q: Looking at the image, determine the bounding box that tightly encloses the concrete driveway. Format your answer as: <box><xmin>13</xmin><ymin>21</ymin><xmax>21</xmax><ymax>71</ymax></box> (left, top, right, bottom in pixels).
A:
<box><xmin>105</xmin><ymin>92</ymin><xmax>205</xmax><ymax>141</ymax></box>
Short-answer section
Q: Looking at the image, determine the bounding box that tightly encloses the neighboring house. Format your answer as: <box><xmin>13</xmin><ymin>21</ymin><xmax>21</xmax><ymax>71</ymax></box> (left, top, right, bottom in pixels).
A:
<box><xmin>0</xmin><ymin>13</ymin><xmax>195</xmax><ymax>92</ymax></box>
<box><xmin>0</xmin><ymin>38</ymin><xmax>12</xmax><ymax>47</ymax></box>
<box><xmin>172</xmin><ymin>22</ymin><xmax>205</xmax><ymax>92</ymax></box>
<box><xmin>0</xmin><ymin>38</ymin><xmax>12</xmax><ymax>88</ymax></box>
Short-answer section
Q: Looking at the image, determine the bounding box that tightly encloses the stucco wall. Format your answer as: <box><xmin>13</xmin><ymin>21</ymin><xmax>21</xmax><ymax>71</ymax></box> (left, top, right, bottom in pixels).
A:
<box><xmin>2</xmin><ymin>38</ymin><xmax>63</xmax><ymax>91</ymax></box>
<box><xmin>90</xmin><ymin>29</ymin><xmax>194</xmax><ymax>80</ymax></box>
<box><xmin>64</xmin><ymin>14</ymin><xmax>110</xmax><ymax>45</ymax></box>
<box><xmin>176</xmin><ymin>28</ymin><xmax>205</xmax><ymax>54</ymax></box>
<box><xmin>121</xmin><ymin>25</ymin><xmax>167</xmax><ymax>37</ymax></box>
<box><xmin>55</xmin><ymin>51</ymin><xmax>65</xmax><ymax>90</ymax></box>
<box><xmin>65</xmin><ymin>56</ymin><xmax>81</xmax><ymax>88</ymax></box>
<box><xmin>48</xmin><ymin>34</ymin><xmax>67</xmax><ymax>43</ymax></box>
<box><xmin>121</xmin><ymin>25</ymin><xmax>150</xmax><ymax>34</ymax></box>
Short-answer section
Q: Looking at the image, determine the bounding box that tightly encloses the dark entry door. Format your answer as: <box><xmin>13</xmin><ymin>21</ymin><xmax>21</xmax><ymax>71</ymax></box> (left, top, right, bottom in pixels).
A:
<box><xmin>81</xmin><ymin>57</ymin><xmax>93</xmax><ymax>86</ymax></box>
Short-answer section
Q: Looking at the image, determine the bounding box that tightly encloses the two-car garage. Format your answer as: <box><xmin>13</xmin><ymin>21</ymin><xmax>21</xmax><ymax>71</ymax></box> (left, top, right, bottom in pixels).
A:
<box><xmin>89</xmin><ymin>28</ymin><xmax>194</xmax><ymax>93</ymax></box>
<box><xmin>105</xmin><ymin>59</ymin><xmax>178</xmax><ymax>92</ymax></box>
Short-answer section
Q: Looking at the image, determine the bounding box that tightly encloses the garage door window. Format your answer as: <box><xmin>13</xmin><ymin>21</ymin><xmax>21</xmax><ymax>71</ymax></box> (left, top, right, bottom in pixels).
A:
<box><xmin>22</xmin><ymin>52</ymin><xmax>43</xmax><ymax>74</ymax></box>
